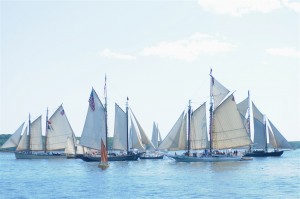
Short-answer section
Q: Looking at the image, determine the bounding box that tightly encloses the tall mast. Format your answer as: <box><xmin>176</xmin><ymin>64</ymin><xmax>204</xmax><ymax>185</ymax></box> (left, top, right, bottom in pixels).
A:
<box><xmin>247</xmin><ymin>91</ymin><xmax>252</xmax><ymax>152</ymax></box>
<box><xmin>209</xmin><ymin>69</ymin><xmax>214</xmax><ymax>153</ymax></box>
<box><xmin>126</xmin><ymin>97</ymin><xmax>129</xmax><ymax>152</ymax></box>
<box><xmin>44</xmin><ymin>107</ymin><xmax>48</xmax><ymax>153</ymax></box>
<box><xmin>187</xmin><ymin>100</ymin><xmax>192</xmax><ymax>156</ymax></box>
<box><xmin>104</xmin><ymin>75</ymin><xmax>108</xmax><ymax>150</ymax></box>
<box><xmin>28</xmin><ymin>113</ymin><xmax>31</xmax><ymax>151</ymax></box>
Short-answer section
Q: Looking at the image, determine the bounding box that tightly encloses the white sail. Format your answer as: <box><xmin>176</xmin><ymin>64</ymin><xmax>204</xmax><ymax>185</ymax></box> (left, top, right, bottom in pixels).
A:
<box><xmin>130</xmin><ymin>118</ymin><xmax>145</xmax><ymax>151</ymax></box>
<box><xmin>252</xmin><ymin>103</ymin><xmax>267</xmax><ymax>149</ymax></box>
<box><xmin>212</xmin><ymin>76</ymin><xmax>230</xmax><ymax>108</ymax></box>
<box><xmin>30</xmin><ymin>115</ymin><xmax>43</xmax><ymax>151</ymax></box>
<box><xmin>190</xmin><ymin>102</ymin><xmax>208</xmax><ymax>150</ymax></box>
<box><xmin>237</xmin><ymin>97</ymin><xmax>251</xmax><ymax>135</ymax></box>
<box><xmin>212</xmin><ymin>94</ymin><xmax>251</xmax><ymax>149</ymax></box>
<box><xmin>65</xmin><ymin>136</ymin><xmax>76</xmax><ymax>155</ymax></box>
<box><xmin>76</xmin><ymin>144</ymin><xmax>84</xmax><ymax>155</ymax></box>
<box><xmin>1</xmin><ymin>122</ymin><xmax>24</xmax><ymax>148</ymax></box>
<box><xmin>80</xmin><ymin>89</ymin><xmax>106</xmax><ymax>150</ymax></box>
<box><xmin>131</xmin><ymin>110</ymin><xmax>155</xmax><ymax>151</ymax></box>
<box><xmin>46</xmin><ymin>105</ymin><xmax>75</xmax><ymax>151</ymax></box>
<box><xmin>151</xmin><ymin>122</ymin><xmax>159</xmax><ymax>148</ymax></box>
<box><xmin>268</xmin><ymin>125</ymin><xmax>277</xmax><ymax>148</ymax></box>
<box><xmin>16</xmin><ymin>126</ymin><xmax>28</xmax><ymax>151</ymax></box>
<box><xmin>269</xmin><ymin>120</ymin><xmax>292</xmax><ymax>149</ymax></box>
<box><xmin>158</xmin><ymin>112</ymin><xmax>186</xmax><ymax>151</ymax></box>
<box><xmin>113</xmin><ymin>103</ymin><xmax>128</xmax><ymax>150</ymax></box>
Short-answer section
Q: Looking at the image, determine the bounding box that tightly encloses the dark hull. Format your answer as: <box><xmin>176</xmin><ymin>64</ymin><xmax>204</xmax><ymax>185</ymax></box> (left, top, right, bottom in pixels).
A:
<box><xmin>243</xmin><ymin>150</ymin><xmax>284</xmax><ymax>157</ymax></box>
<box><xmin>80</xmin><ymin>154</ymin><xmax>139</xmax><ymax>162</ymax></box>
<box><xmin>139</xmin><ymin>155</ymin><xmax>164</xmax><ymax>160</ymax></box>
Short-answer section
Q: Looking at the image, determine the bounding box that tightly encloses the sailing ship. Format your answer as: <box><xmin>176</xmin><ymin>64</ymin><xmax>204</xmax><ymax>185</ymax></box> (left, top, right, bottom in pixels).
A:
<box><xmin>79</xmin><ymin>83</ymin><xmax>139</xmax><ymax>162</ymax></box>
<box><xmin>98</xmin><ymin>139</ymin><xmax>109</xmax><ymax>169</ymax></box>
<box><xmin>237</xmin><ymin>91</ymin><xmax>292</xmax><ymax>157</ymax></box>
<box><xmin>160</xmin><ymin>70</ymin><xmax>252</xmax><ymax>162</ymax></box>
<box><xmin>14</xmin><ymin>105</ymin><xmax>76</xmax><ymax>159</ymax></box>
<box><xmin>139</xmin><ymin>122</ymin><xmax>164</xmax><ymax>159</ymax></box>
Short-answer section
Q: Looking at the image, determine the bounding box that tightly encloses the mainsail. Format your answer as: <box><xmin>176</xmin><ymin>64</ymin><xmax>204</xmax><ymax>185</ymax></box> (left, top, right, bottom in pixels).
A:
<box><xmin>47</xmin><ymin>105</ymin><xmax>75</xmax><ymax>151</ymax></box>
<box><xmin>212</xmin><ymin>94</ymin><xmax>251</xmax><ymax>149</ymax></box>
<box><xmin>158</xmin><ymin>112</ymin><xmax>186</xmax><ymax>151</ymax></box>
<box><xmin>30</xmin><ymin>116</ymin><xmax>43</xmax><ymax>151</ymax></box>
<box><xmin>190</xmin><ymin>102</ymin><xmax>208</xmax><ymax>150</ymax></box>
<box><xmin>252</xmin><ymin>103</ymin><xmax>267</xmax><ymax>150</ymax></box>
<box><xmin>80</xmin><ymin>89</ymin><xmax>106</xmax><ymax>150</ymax></box>
<box><xmin>113</xmin><ymin>103</ymin><xmax>128</xmax><ymax>150</ymax></box>
<box><xmin>1</xmin><ymin>122</ymin><xmax>24</xmax><ymax>149</ymax></box>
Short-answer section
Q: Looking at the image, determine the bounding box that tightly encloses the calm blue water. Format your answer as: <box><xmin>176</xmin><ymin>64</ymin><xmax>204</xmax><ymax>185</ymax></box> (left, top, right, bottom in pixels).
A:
<box><xmin>0</xmin><ymin>150</ymin><xmax>299</xmax><ymax>199</ymax></box>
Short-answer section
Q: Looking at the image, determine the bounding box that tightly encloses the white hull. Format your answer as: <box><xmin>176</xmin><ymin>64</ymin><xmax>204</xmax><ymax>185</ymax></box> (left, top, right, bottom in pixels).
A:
<box><xmin>168</xmin><ymin>154</ymin><xmax>251</xmax><ymax>162</ymax></box>
<box><xmin>15</xmin><ymin>152</ymin><xmax>66</xmax><ymax>159</ymax></box>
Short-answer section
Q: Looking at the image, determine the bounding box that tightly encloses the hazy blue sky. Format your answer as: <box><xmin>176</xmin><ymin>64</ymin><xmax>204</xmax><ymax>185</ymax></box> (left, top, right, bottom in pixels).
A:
<box><xmin>1</xmin><ymin>0</ymin><xmax>299</xmax><ymax>141</ymax></box>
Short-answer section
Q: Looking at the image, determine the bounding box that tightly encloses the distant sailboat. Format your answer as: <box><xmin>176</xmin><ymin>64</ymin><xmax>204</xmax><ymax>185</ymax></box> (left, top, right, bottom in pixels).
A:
<box><xmin>98</xmin><ymin>139</ymin><xmax>109</xmax><ymax>169</ymax></box>
<box><xmin>162</xmin><ymin>70</ymin><xmax>252</xmax><ymax>162</ymax></box>
<box><xmin>151</xmin><ymin>122</ymin><xmax>162</xmax><ymax>149</ymax></box>
<box><xmin>238</xmin><ymin>91</ymin><xmax>292</xmax><ymax>157</ymax></box>
<box><xmin>14</xmin><ymin>105</ymin><xmax>75</xmax><ymax>159</ymax></box>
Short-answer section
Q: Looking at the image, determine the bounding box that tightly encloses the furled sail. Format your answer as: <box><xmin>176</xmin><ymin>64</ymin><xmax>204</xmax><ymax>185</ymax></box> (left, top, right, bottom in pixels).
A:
<box><xmin>190</xmin><ymin>102</ymin><xmax>208</xmax><ymax>150</ymax></box>
<box><xmin>80</xmin><ymin>89</ymin><xmax>106</xmax><ymax>150</ymax></box>
<box><xmin>113</xmin><ymin>103</ymin><xmax>128</xmax><ymax>150</ymax></box>
<box><xmin>211</xmin><ymin>76</ymin><xmax>230</xmax><ymax>108</ymax></box>
<box><xmin>269</xmin><ymin>120</ymin><xmax>292</xmax><ymax>149</ymax></box>
<box><xmin>131</xmin><ymin>110</ymin><xmax>155</xmax><ymax>151</ymax></box>
<box><xmin>30</xmin><ymin>115</ymin><xmax>43</xmax><ymax>151</ymax></box>
<box><xmin>47</xmin><ymin>105</ymin><xmax>75</xmax><ymax>151</ymax></box>
<box><xmin>1</xmin><ymin>122</ymin><xmax>24</xmax><ymax>148</ymax></box>
<box><xmin>65</xmin><ymin>136</ymin><xmax>76</xmax><ymax>155</ymax></box>
<box><xmin>252</xmin><ymin>103</ymin><xmax>267</xmax><ymax>149</ymax></box>
<box><xmin>212</xmin><ymin>94</ymin><xmax>251</xmax><ymax>149</ymax></box>
<box><xmin>16</xmin><ymin>127</ymin><xmax>28</xmax><ymax>151</ymax></box>
<box><xmin>158</xmin><ymin>112</ymin><xmax>186</xmax><ymax>151</ymax></box>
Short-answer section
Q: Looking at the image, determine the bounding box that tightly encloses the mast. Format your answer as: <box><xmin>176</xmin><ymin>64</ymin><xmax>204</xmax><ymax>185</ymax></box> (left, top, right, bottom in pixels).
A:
<box><xmin>104</xmin><ymin>75</ymin><xmax>108</xmax><ymax>151</ymax></box>
<box><xmin>44</xmin><ymin>107</ymin><xmax>48</xmax><ymax>152</ymax></box>
<box><xmin>209</xmin><ymin>69</ymin><xmax>214</xmax><ymax>153</ymax></box>
<box><xmin>247</xmin><ymin>91</ymin><xmax>251</xmax><ymax>152</ymax></box>
<box><xmin>187</xmin><ymin>100</ymin><xmax>191</xmax><ymax>156</ymax></box>
<box><xmin>28</xmin><ymin>113</ymin><xmax>31</xmax><ymax>151</ymax></box>
<box><xmin>126</xmin><ymin>97</ymin><xmax>129</xmax><ymax>152</ymax></box>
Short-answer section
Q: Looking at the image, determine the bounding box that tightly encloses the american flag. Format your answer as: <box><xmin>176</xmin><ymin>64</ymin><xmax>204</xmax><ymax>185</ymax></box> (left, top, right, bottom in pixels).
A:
<box><xmin>60</xmin><ymin>109</ymin><xmax>65</xmax><ymax>115</ymax></box>
<box><xmin>89</xmin><ymin>90</ymin><xmax>95</xmax><ymax>111</ymax></box>
<box><xmin>47</xmin><ymin>120</ymin><xmax>52</xmax><ymax>130</ymax></box>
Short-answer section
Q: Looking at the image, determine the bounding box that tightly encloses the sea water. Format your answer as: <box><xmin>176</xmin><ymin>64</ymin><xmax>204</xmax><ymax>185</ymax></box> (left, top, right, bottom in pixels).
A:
<box><xmin>0</xmin><ymin>150</ymin><xmax>299</xmax><ymax>199</ymax></box>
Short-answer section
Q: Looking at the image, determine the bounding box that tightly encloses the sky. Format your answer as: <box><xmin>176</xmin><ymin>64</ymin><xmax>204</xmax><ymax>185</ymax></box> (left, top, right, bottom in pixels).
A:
<box><xmin>1</xmin><ymin>0</ymin><xmax>299</xmax><ymax>142</ymax></box>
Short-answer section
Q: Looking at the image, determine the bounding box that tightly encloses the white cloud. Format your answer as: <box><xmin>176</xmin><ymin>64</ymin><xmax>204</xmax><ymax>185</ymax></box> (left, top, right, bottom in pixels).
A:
<box><xmin>282</xmin><ymin>0</ymin><xmax>300</xmax><ymax>12</ymax></box>
<box><xmin>266</xmin><ymin>47</ymin><xmax>300</xmax><ymax>58</ymax></box>
<box><xmin>198</xmin><ymin>0</ymin><xmax>282</xmax><ymax>16</ymax></box>
<box><xmin>141</xmin><ymin>33</ymin><xmax>236</xmax><ymax>62</ymax></box>
<box><xmin>100</xmin><ymin>48</ymin><xmax>136</xmax><ymax>60</ymax></box>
